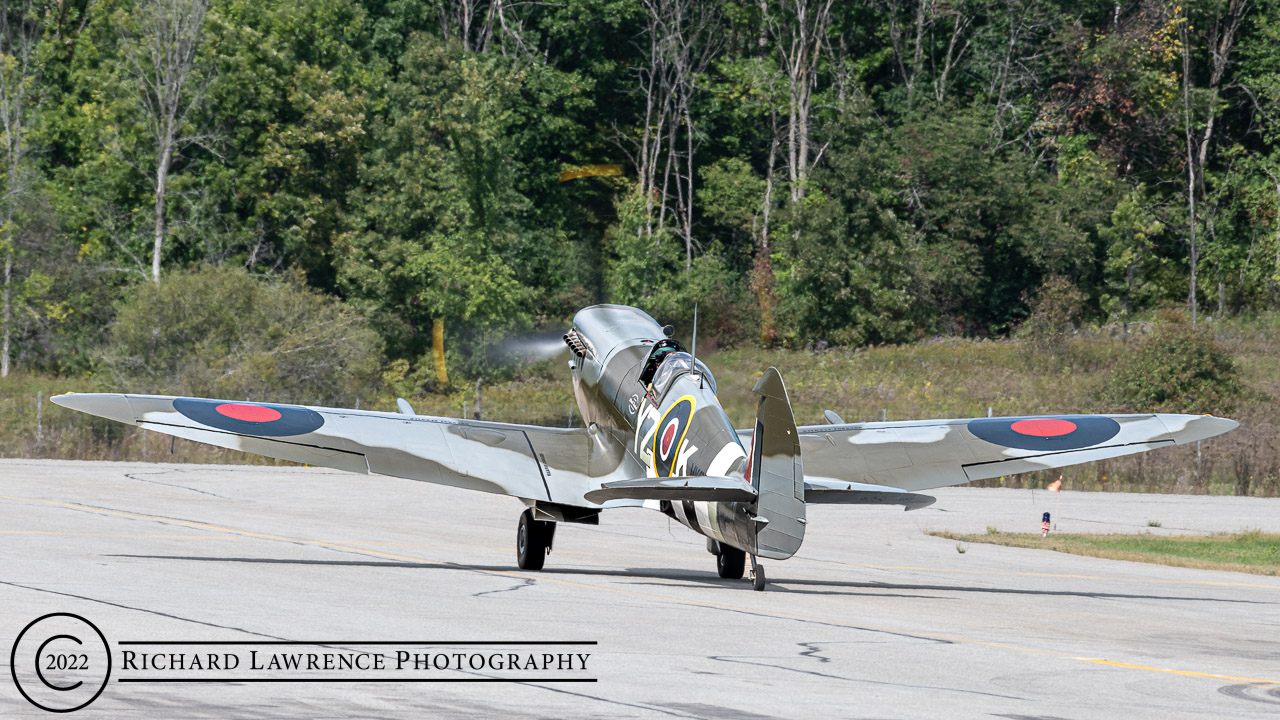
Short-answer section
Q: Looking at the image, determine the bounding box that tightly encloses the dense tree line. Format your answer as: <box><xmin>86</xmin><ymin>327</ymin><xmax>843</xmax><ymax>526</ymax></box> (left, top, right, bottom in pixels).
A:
<box><xmin>2</xmin><ymin>0</ymin><xmax>1279</xmax><ymax>385</ymax></box>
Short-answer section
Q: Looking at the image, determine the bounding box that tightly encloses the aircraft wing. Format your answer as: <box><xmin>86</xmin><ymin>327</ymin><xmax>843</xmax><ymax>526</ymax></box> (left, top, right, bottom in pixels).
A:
<box><xmin>739</xmin><ymin>413</ymin><xmax>1237</xmax><ymax>494</ymax></box>
<box><xmin>51</xmin><ymin>393</ymin><xmax>638</xmax><ymax>507</ymax></box>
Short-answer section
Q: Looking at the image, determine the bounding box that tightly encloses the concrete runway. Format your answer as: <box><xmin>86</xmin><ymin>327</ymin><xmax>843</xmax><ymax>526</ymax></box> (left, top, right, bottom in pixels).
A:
<box><xmin>2</xmin><ymin>459</ymin><xmax>1278</xmax><ymax>719</ymax></box>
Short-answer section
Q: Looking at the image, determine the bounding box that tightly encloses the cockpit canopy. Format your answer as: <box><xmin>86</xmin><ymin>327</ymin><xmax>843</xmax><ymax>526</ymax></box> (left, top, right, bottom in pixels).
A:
<box><xmin>638</xmin><ymin>338</ymin><xmax>685</xmax><ymax>386</ymax></box>
<box><xmin>649</xmin><ymin>351</ymin><xmax>716</xmax><ymax>397</ymax></box>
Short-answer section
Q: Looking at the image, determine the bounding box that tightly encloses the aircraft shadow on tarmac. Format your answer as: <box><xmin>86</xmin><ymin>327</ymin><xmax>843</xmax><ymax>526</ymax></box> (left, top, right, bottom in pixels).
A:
<box><xmin>107</xmin><ymin>554</ymin><xmax>1272</xmax><ymax>605</ymax></box>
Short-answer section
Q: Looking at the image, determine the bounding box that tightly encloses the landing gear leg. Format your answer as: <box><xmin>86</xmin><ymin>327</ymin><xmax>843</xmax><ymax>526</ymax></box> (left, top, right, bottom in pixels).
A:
<box><xmin>516</xmin><ymin>508</ymin><xmax>555</xmax><ymax>570</ymax></box>
<box><xmin>749</xmin><ymin>555</ymin><xmax>766</xmax><ymax>592</ymax></box>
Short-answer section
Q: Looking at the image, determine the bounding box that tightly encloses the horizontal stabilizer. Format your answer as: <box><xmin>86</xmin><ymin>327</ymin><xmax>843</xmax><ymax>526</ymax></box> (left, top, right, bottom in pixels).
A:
<box><xmin>803</xmin><ymin>480</ymin><xmax>935</xmax><ymax>510</ymax></box>
<box><xmin>585</xmin><ymin>476</ymin><xmax>758</xmax><ymax>504</ymax></box>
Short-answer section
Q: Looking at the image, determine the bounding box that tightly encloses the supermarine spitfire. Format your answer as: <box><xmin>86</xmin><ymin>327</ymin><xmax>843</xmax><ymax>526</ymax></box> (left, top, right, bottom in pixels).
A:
<box><xmin>54</xmin><ymin>304</ymin><xmax>1238</xmax><ymax>590</ymax></box>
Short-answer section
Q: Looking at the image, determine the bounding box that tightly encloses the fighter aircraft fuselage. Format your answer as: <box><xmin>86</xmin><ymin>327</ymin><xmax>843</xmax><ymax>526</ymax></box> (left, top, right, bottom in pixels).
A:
<box><xmin>564</xmin><ymin>305</ymin><xmax>780</xmax><ymax>562</ymax></box>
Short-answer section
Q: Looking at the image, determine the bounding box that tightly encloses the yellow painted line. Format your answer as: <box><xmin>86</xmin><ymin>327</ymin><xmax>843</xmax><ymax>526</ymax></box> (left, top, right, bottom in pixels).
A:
<box><xmin>5</xmin><ymin>493</ymin><xmax>1278</xmax><ymax>686</ymax></box>
<box><xmin>1077</xmin><ymin>658</ymin><xmax>1280</xmax><ymax>685</ymax></box>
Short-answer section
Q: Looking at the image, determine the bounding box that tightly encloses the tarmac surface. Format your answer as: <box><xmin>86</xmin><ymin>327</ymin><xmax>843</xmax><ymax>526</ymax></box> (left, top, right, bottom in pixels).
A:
<box><xmin>1</xmin><ymin>458</ymin><xmax>1278</xmax><ymax>719</ymax></box>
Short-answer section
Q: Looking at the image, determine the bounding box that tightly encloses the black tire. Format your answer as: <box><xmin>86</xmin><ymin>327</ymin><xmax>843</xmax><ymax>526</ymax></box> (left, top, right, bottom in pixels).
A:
<box><xmin>517</xmin><ymin>509</ymin><xmax>553</xmax><ymax>570</ymax></box>
<box><xmin>752</xmin><ymin>563</ymin><xmax>766</xmax><ymax>591</ymax></box>
<box><xmin>716</xmin><ymin>546</ymin><xmax>745</xmax><ymax>579</ymax></box>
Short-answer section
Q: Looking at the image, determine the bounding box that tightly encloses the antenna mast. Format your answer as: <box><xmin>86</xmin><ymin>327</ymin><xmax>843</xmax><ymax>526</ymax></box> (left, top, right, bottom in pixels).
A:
<box><xmin>691</xmin><ymin>303</ymin><xmax>702</xmax><ymax>389</ymax></box>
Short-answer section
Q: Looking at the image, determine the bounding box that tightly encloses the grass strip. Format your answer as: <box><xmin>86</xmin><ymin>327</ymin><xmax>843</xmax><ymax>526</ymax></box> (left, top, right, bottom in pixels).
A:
<box><xmin>928</xmin><ymin>529</ymin><xmax>1280</xmax><ymax>576</ymax></box>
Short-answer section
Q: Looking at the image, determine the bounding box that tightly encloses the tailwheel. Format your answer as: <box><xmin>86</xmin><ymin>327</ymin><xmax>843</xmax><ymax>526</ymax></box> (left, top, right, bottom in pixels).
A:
<box><xmin>716</xmin><ymin>545</ymin><xmax>745</xmax><ymax>579</ymax></box>
<box><xmin>750</xmin><ymin>555</ymin><xmax>766</xmax><ymax>592</ymax></box>
<box><xmin>516</xmin><ymin>508</ymin><xmax>555</xmax><ymax>570</ymax></box>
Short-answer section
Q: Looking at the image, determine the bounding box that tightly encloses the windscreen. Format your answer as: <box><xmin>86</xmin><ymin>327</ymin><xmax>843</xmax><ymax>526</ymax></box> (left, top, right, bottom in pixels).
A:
<box><xmin>651</xmin><ymin>352</ymin><xmax>717</xmax><ymax>396</ymax></box>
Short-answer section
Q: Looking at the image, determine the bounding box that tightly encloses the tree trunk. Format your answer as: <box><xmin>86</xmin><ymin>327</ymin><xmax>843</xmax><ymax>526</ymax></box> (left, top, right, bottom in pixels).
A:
<box><xmin>152</xmin><ymin>140</ymin><xmax>172</xmax><ymax>284</ymax></box>
<box><xmin>637</xmin><ymin>27</ymin><xmax>659</xmax><ymax>240</ymax></box>
<box><xmin>753</xmin><ymin>250</ymin><xmax>776</xmax><ymax>347</ymax></box>
<box><xmin>758</xmin><ymin>119</ymin><xmax>779</xmax><ymax>346</ymax></box>
<box><xmin>0</xmin><ymin>2</ymin><xmax>37</xmax><ymax>378</ymax></box>
<box><xmin>125</xmin><ymin>0</ymin><xmax>212</xmax><ymax>285</ymax></box>
<box><xmin>1180</xmin><ymin>20</ymin><xmax>1198</xmax><ymax>325</ymax></box>
<box><xmin>787</xmin><ymin>58</ymin><xmax>800</xmax><ymax>202</ymax></box>
<box><xmin>433</xmin><ymin>318</ymin><xmax>449</xmax><ymax>386</ymax></box>
<box><xmin>777</xmin><ymin>0</ymin><xmax>831</xmax><ymax>205</ymax></box>
<box><xmin>1</xmin><ymin>192</ymin><xmax>11</xmax><ymax>379</ymax></box>
<box><xmin>1</xmin><ymin>248</ymin><xmax>10</xmax><ymax>377</ymax></box>
<box><xmin>1181</xmin><ymin>0</ymin><xmax>1247</xmax><ymax>322</ymax></box>
<box><xmin>684</xmin><ymin>101</ymin><xmax>695</xmax><ymax>273</ymax></box>
<box><xmin>935</xmin><ymin>12</ymin><xmax>970</xmax><ymax>104</ymax></box>
<box><xmin>907</xmin><ymin>0</ymin><xmax>927</xmax><ymax>105</ymax></box>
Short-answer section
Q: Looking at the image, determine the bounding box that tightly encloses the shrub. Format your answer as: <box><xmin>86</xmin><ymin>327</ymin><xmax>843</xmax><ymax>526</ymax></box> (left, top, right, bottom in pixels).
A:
<box><xmin>1018</xmin><ymin>275</ymin><xmax>1086</xmax><ymax>356</ymax></box>
<box><xmin>1107</xmin><ymin>313</ymin><xmax>1242</xmax><ymax>414</ymax></box>
<box><xmin>102</xmin><ymin>266</ymin><xmax>383</xmax><ymax>406</ymax></box>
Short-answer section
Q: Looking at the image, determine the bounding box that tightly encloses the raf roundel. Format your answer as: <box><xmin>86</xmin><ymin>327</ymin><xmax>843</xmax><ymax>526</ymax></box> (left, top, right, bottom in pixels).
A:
<box><xmin>173</xmin><ymin>398</ymin><xmax>325</xmax><ymax>437</ymax></box>
<box><xmin>652</xmin><ymin>396</ymin><xmax>695</xmax><ymax>477</ymax></box>
<box><xmin>967</xmin><ymin>415</ymin><xmax>1120</xmax><ymax>451</ymax></box>
<box><xmin>660</xmin><ymin>421</ymin><xmax>680</xmax><ymax>459</ymax></box>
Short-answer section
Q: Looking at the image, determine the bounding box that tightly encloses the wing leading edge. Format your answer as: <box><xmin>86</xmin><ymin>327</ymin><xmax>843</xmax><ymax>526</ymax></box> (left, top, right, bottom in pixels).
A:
<box><xmin>741</xmin><ymin>413</ymin><xmax>1237</xmax><ymax>494</ymax></box>
<box><xmin>51</xmin><ymin>393</ymin><xmax>640</xmax><ymax>507</ymax></box>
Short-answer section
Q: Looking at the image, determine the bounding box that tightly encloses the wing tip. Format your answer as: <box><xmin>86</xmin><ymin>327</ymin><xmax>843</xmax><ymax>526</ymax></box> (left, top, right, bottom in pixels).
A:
<box><xmin>47</xmin><ymin>392</ymin><xmax>138</xmax><ymax>424</ymax></box>
<box><xmin>1160</xmin><ymin>413</ymin><xmax>1239</xmax><ymax>444</ymax></box>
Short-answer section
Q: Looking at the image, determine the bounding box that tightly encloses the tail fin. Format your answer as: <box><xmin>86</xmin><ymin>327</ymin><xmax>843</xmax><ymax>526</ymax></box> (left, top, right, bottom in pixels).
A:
<box><xmin>749</xmin><ymin>367</ymin><xmax>806</xmax><ymax>559</ymax></box>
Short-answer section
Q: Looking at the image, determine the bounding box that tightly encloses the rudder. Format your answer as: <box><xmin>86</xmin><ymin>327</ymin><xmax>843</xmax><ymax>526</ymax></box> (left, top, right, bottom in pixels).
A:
<box><xmin>748</xmin><ymin>367</ymin><xmax>805</xmax><ymax>559</ymax></box>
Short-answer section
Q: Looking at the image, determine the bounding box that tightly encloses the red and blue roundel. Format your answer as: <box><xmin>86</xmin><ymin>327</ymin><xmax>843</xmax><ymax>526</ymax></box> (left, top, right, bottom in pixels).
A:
<box><xmin>173</xmin><ymin>398</ymin><xmax>325</xmax><ymax>437</ymax></box>
<box><xmin>653</xmin><ymin>396</ymin><xmax>695</xmax><ymax>477</ymax></box>
<box><xmin>967</xmin><ymin>416</ymin><xmax>1120</xmax><ymax>451</ymax></box>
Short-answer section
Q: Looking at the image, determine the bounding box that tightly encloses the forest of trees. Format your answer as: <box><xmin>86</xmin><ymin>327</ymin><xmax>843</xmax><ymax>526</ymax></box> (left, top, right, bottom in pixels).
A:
<box><xmin>2</xmin><ymin>0</ymin><xmax>1278</xmax><ymax>386</ymax></box>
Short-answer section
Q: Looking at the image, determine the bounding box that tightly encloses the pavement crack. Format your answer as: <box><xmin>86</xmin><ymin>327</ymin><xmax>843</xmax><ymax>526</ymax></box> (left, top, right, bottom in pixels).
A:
<box><xmin>123</xmin><ymin>469</ymin><xmax>235</xmax><ymax>500</ymax></box>
<box><xmin>502</xmin><ymin>684</ymin><xmax>705</xmax><ymax>719</ymax></box>
<box><xmin>474</xmin><ymin>577</ymin><xmax>537</xmax><ymax>597</ymax></box>
<box><xmin>0</xmin><ymin>579</ymin><xmax>288</xmax><ymax>641</ymax></box>
<box><xmin>709</xmin><ymin>654</ymin><xmax>1029</xmax><ymax>701</ymax></box>
<box><xmin>797</xmin><ymin>641</ymin><xmax>831</xmax><ymax>663</ymax></box>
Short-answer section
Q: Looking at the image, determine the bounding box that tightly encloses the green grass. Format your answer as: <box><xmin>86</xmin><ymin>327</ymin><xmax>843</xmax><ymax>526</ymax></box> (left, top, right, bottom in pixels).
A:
<box><xmin>928</xmin><ymin>529</ymin><xmax>1280</xmax><ymax>576</ymax></box>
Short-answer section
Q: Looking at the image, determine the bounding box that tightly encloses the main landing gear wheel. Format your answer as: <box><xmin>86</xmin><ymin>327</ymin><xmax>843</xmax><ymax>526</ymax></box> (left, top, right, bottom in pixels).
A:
<box><xmin>750</xmin><ymin>555</ymin><xmax>767</xmax><ymax>592</ymax></box>
<box><xmin>716</xmin><ymin>546</ymin><xmax>745</xmax><ymax>579</ymax></box>
<box><xmin>516</xmin><ymin>508</ymin><xmax>555</xmax><ymax>570</ymax></box>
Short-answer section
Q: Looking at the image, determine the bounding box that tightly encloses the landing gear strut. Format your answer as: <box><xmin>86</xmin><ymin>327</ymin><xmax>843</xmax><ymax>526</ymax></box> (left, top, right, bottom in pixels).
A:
<box><xmin>516</xmin><ymin>508</ymin><xmax>555</xmax><ymax>570</ymax></box>
<box><xmin>749</xmin><ymin>555</ymin><xmax>766</xmax><ymax>591</ymax></box>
